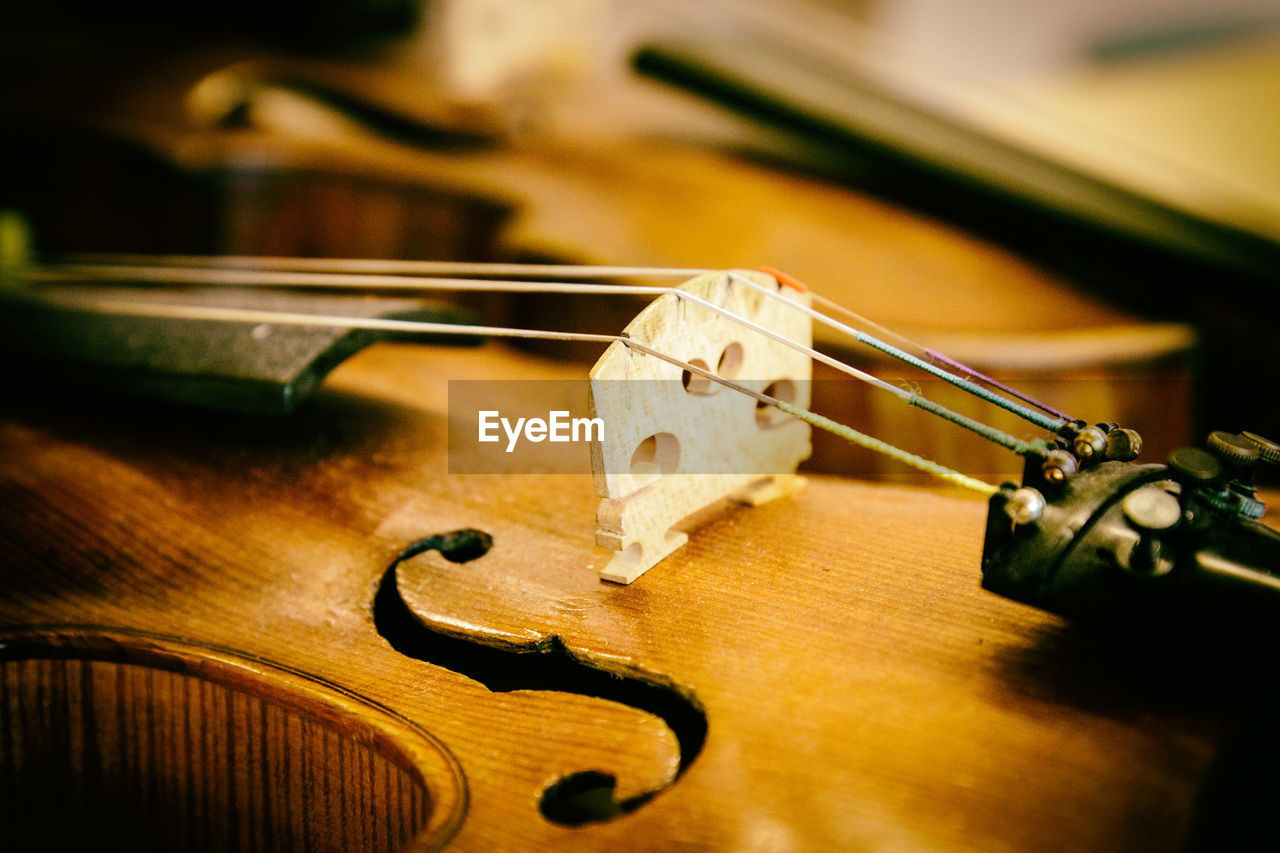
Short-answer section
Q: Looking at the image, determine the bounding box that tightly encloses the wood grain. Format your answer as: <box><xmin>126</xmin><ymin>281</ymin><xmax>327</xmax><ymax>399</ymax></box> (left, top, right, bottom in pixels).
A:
<box><xmin>0</xmin><ymin>630</ymin><xmax>462</xmax><ymax>853</ymax></box>
<box><xmin>0</xmin><ymin>341</ymin><xmax>1250</xmax><ymax>850</ymax></box>
<box><xmin>5</xmin><ymin>110</ymin><xmax>1196</xmax><ymax>472</ymax></box>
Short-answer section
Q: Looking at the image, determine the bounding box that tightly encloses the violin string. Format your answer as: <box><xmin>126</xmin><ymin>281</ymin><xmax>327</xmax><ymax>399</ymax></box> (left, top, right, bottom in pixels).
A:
<box><xmin>31</xmin><ymin>263</ymin><xmax>1047</xmax><ymax>453</ymax></box>
<box><xmin>916</xmin><ymin>349</ymin><xmax>1072</xmax><ymax>421</ymax></box>
<box><xmin>29</xmin><ymin>290</ymin><xmax>1000</xmax><ymax>496</ymax></box>
<box><xmin>726</xmin><ymin>272</ymin><xmax>1070</xmax><ymax>434</ymax></box>
<box><xmin>43</xmin><ymin>256</ymin><xmax>1080</xmax><ymax>420</ymax></box>
<box><xmin>31</xmin><ymin>264</ymin><xmax>672</xmax><ymax>292</ymax></box>
<box><xmin>31</xmin><ymin>264</ymin><xmax>915</xmax><ymax>396</ymax></box>
<box><xmin>43</xmin><ymin>260</ymin><xmax>1074</xmax><ymax>425</ymax></box>
<box><xmin>55</xmin><ymin>253</ymin><xmax>709</xmax><ymax>279</ymax></box>
<box><xmin>39</xmin><ymin>259</ymin><xmax>1086</xmax><ymax>414</ymax></box>
<box><xmin>808</xmin><ymin>290</ymin><xmax>1073</xmax><ymax>420</ymax></box>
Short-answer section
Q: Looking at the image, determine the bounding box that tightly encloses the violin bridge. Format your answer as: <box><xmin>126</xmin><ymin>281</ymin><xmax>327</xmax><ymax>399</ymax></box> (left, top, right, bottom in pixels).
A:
<box><xmin>589</xmin><ymin>270</ymin><xmax>813</xmax><ymax>584</ymax></box>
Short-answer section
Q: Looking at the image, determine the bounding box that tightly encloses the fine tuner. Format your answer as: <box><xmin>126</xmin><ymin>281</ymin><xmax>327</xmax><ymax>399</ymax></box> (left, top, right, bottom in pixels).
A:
<box><xmin>5</xmin><ymin>254</ymin><xmax>1278</xmax><ymax>622</ymax></box>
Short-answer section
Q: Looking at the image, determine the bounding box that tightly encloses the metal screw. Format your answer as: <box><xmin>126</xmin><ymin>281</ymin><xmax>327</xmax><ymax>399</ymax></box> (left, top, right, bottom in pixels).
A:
<box><xmin>1105</xmin><ymin>428</ymin><xmax>1142</xmax><ymax>462</ymax></box>
<box><xmin>1073</xmin><ymin>426</ymin><xmax>1107</xmax><ymax>462</ymax></box>
<box><xmin>1005</xmin><ymin>487</ymin><xmax>1046</xmax><ymax>525</ymax></box>
<box><xmin>1041</xmin><ymin>449</ymin><xmax>1078</xmax><ymax>485</ymax></box>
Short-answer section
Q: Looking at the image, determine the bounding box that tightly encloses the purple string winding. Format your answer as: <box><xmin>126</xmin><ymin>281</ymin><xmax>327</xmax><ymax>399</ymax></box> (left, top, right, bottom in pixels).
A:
<box><xmin>925</xmin><ymin>349</ymin><xmax>1072</xmax><ymax>422</ymax></box>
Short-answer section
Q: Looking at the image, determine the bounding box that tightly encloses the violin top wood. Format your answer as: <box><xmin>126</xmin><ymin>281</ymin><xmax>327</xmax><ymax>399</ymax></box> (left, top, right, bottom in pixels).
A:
<box><xmin>0</xmin><ymin>47</ymin><xmax>1234</xmax><ymax>849</ymax></box>
<box><xmin>0</xmin><ymin>340</ymin><xmax>1247</xmax><ymax>851</ymax></box>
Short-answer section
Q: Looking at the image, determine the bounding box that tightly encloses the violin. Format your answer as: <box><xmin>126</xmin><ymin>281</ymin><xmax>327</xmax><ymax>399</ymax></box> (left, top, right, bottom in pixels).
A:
<box><xmin>4</xmin><ymin>247</ymin><xmax>1280</xmax><ymax>851</ymax></box>
<box><xmin>2</xmin><ymin>35</ymin><xmax>1276</xmax><ymax>852</ymax></box>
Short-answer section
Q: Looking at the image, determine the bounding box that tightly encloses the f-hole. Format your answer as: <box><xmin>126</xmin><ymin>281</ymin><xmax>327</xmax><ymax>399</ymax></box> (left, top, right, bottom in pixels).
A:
<box><xmin>372</xmin><ymin>529</ymin><xmax>708</xmax><ymax>827</ymax></box>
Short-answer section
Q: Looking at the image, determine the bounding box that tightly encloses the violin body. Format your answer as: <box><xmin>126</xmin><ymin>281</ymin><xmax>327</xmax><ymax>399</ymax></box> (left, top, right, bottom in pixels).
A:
<box><xmin>4</xmin><ymin>116</ymin><xmax>1196</xmax><ymax>481</ymax></box>
<box><xmin>0</xmin><ymin>43</ymin><xmax>1249</xmax><ymax>848</ymax></box>
<box><xmin>0</xmin><ymin>339</ymin><xmax>1249</xmax><ymax>851</ymax></box>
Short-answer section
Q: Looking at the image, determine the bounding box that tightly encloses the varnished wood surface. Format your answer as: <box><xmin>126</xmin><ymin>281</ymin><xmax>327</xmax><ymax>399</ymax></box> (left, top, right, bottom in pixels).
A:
<box><xmin>6</xmin><ymin>119</ymin><xmax>1197</xmax><ymax>477</ymax></box>
<box><xmin>4</xmin><ymin>46</ymin><xmax>1199</xmax><ymax>477</ymax></box>
<box><xmin>0</xmin><ymin>341</ymin><xmax>1253</xmax><ymax>851</ymax></box>
<box><xmin>0</xmin><ymin>632</ymin><xmax>461</xmax><ymax>852</ymax></box>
